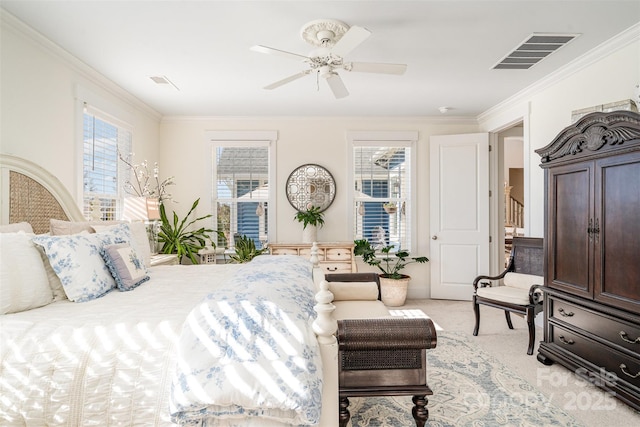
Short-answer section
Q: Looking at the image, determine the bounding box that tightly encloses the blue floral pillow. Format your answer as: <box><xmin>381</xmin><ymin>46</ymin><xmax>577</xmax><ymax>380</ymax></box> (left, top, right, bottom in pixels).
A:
<box><xmin>32</xmin><ymin>226</ymin><xmax>129</xmax><ymax>302</ymax></box>
<box><xmin>102</xmin><ymin>243</ymin><xmax>149</xmax><ymax>291</ymax></box>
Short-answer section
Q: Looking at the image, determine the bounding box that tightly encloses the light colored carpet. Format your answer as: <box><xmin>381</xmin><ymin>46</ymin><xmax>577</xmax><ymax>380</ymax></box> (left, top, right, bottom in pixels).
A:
<box><xmin>348</xmin><ymin>332</ymin><xmax>580</xmax><ymax>426</ymax></box>
<box><xmin>344</xmin><ymin>299</ymin><xmax>640</xmax><ymax>427</ymax></box>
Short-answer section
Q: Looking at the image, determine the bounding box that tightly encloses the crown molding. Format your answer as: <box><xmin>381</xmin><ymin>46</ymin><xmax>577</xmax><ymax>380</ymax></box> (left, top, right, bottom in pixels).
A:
<box><xmin>477</xmin><ymin>22</ymin><xmax>640</xmax><ymax>125</ymax></box>
<box><xmin>1</xmin><ymin>9</ymin><xmax>162</xmax><ymax>122</ymax></box>
<box><xmin>160</xmin><ymin>115</ymin><xmax>479</xmax><ymax>125</ymax></box>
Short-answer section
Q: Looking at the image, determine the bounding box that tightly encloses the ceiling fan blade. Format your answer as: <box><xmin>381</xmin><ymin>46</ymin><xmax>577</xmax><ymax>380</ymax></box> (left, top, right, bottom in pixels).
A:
<box><xmin>264</xmin><ymin>71</ymin><xmax>310</xmax><ymax>90</ymax></box>
<box><xmin>330</xmin><ymin>25</ymin><xmax>371</xmax><ymax>58</ymax></box>
<box><xmin>325</xmin><ymin>73</ymin><xmax>349</xmax><ymax>99</ymax></box>
<box><xmin>250</xmin><ymin>45</ymin><xmax>309</xmax><ymax>61</ymax></box>
<box><xmin>347</xmin><ymin>62</ymin><xmax>407</xmax><ymax>75</ymax></box>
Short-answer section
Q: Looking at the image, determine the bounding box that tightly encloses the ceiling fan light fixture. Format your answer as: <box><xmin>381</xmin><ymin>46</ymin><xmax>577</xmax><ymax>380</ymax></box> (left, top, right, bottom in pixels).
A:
<box><xmin>316</xmin><ymin>30</ymin><xmax>336</xmax><ymax>44</ymax></box>
<box><xmin>320</xmin><ymin>68</ymin><xmax>337</xmax><ymax>79</ymax></box>
<box><xmin>310</xmin><ymin>46</ymin><xmax>331</xmax><ymax>58</ymax></box>
<box><xmin>300</xmin><ymin>19</ymin><xmax>349</xmax><ymax>47</ymax></box>
<box><xmin>254</xmin><ymin>19</ymin><xmax>407</xmax><ymax>99</ymax></box>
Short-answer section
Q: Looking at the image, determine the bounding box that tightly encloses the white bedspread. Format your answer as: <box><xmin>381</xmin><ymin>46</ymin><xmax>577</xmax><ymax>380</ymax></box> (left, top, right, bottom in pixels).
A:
<box><xmin>0</xmin><ymin>264</ymin><xmax>240</xmax><ymax>426</ymax></box>
<box><xmin>170</xmin><ymin>256</ymin><xmax>323</xmax><ymax>427</ymax></box>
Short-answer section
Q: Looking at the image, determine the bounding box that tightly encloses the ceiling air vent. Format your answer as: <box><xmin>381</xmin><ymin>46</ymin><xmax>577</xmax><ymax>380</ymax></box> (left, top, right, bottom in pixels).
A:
<box><xmin>493</xmin><ymin>33</ymin><xmax>579</xmax><ymax>70</ymax></box>
<box><xmin>149</xmin><ymin>75</ymin><xmax>180</xmax><ymax>90</ymax></box>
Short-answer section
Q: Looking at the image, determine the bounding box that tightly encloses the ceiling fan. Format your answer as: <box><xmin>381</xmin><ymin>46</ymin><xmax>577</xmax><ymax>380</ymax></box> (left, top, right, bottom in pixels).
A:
<box><xmin>251</xmin><ymin>19</ymin><xmax>407</xmax><ymax>99</ymax></box>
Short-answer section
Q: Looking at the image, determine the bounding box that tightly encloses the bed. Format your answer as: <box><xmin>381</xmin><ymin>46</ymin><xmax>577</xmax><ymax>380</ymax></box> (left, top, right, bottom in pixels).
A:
<box><xmin>0</xmin><ymin>154</ymin><xmax>340</xmax><ymax>426</ymax></box>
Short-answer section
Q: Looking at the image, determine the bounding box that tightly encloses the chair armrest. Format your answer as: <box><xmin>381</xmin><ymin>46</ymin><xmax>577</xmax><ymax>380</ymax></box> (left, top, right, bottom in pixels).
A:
<box><xmin>528</xmin><ymin>284</ymin><xmax>544</xmax><ymax>304</ymax></box>
<box><xmin>337</xmin><ymin>318</ymin><xmax>437</xmax><ymax>351</ymax></box>
<box><xmin>473</xmin><ymin>271</ymin><xmax>509</xmax><ymax>290</ymax></box>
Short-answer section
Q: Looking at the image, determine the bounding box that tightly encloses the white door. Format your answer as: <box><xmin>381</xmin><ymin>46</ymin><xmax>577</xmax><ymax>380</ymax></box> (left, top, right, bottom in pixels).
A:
<box><xmin>430</xmin><ymin>133</ymin><xmax>489</xmax><ymax>300</ymax></box>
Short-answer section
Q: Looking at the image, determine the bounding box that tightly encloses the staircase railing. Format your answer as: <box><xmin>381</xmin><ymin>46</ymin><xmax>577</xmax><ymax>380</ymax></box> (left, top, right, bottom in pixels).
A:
<box><xmin>504</xmin><ymin>185</ymin><xmax>524</xmax><ymax>228</ymax></box>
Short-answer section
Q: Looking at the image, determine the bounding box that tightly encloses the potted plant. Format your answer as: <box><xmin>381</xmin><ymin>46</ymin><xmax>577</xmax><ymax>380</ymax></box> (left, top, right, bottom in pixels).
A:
<box><xmin>158</xmin><ymin>198</ymin><xmax>222</xmax><ymax>264</ymax></box>
<box><xmin>383</xmin><ymin>202</ymin><xmax>398</xmax><ymax>214</ymax></box>
<box><xmin>294</xmin><ymin>205</ymin><xmax>325</xmax><ymax>243</ymax></box>
<box><xmin>229</xmin><ymin>234</ymin><xmax>267</xmax><ymax>263</ymax></box>
<box><xmin>354</xmin><ymin>239</ymin><xmax>429</xmax><ymax>306</ymax></box>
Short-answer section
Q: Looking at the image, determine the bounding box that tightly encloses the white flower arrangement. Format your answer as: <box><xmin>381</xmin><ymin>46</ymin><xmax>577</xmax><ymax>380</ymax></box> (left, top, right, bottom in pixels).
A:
<box><xmin>119</xmin><ymin>152</ymin><xmax>175</xmax><ymax>203</ymax></box>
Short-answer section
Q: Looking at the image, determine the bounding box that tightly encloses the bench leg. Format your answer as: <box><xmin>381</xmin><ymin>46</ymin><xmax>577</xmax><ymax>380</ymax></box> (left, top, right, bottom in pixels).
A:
<box><xmin>339</xmin><ymin>397</ymin><xmax>350</xmax><ymax>427</ymax></box>
<box><xmin>412</xmin><ymin>394</ymin><xmax>428</xmax><ymax>427</ymax></box>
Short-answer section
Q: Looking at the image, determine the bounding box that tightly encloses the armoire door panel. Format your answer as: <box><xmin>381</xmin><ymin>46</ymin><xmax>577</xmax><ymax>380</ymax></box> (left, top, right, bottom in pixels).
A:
<box><xmin>548</xmin><ymin>164</ymin><xmax>593</xmax><ymax>297</ymax></box>
<box><xmin>595</xmin><ymin>152</ymin><xmax>640</xmax><ymax>311</ymax></box>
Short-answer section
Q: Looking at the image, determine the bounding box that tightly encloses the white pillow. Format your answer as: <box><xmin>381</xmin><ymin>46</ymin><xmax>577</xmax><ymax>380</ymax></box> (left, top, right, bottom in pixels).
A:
<box><xmin>102</xmin><ymin>243</ymin><xmax>149</xmax><ymax>291</ymax></box>
<box><xmin>0</xmin><ymin>222</ymin><xmax>34</xmax><ymax>233</ymax></box>
<box><xmin>49</xmin><ymin>218</ymin><xmax>124</xmax><ymax>235</ymax></box>
<box><xmin>47</xmin><ymin>219</ymin><xmax>151</xmax><ymax>268</ymax></box>
<box><xmin>32</xmin><ymin>227</ymin><xmax>130</xmax><ymax>302</ymax></box>
<box><xmin>0</xmin><ymin>231</ymin><xmax>53</xmax><ymax>314</ymax></box>
<box><xmin>37</xmin><ymin>247</ymin><xmax>68</xmax><ymax>301</ymax></box>
<box><xmin>327</xmin><ymin>281</ymin><xmax>379</xmax><ymax>301</ymax></box>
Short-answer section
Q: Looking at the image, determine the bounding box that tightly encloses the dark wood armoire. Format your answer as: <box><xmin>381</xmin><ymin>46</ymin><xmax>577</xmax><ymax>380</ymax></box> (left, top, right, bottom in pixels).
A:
<box><xmin>535</xmin><ymin>110</ymin><xmax>640</xmax><ymax>410</ymax></box>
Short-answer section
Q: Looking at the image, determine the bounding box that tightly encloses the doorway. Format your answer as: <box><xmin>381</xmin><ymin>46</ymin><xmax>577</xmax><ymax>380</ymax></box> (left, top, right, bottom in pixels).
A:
<box><xmin>497</xmin><ymin>126</ymin><xmax>524</xmax><ymax>267</ymax></box>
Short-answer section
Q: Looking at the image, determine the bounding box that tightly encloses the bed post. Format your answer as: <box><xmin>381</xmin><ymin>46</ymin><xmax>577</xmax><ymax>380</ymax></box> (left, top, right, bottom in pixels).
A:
<box><xmin>310</xmin><ymin>241</ymin><xmax>339</xmax><ymax>426</ymax></box>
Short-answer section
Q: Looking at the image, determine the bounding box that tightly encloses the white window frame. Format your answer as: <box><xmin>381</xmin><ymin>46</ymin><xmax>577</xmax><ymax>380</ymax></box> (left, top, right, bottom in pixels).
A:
<box><xmin>205</xmin><ymin>131</ymin><xmax>277</xmax><ymax>247</ymax></box>
<box><xmin>347</xmin><ymin>130</ymin><xmax>419</xmax><ymax>252</ymax></box>
<box><xmin>76</xmin><ymin>86</ymin><xmax>134</xmax><ymax>220</ymax></box>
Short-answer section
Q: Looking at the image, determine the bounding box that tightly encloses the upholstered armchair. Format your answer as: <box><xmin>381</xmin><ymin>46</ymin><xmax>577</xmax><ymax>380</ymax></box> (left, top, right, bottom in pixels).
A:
<box><xmin>472</xmin><ymin>237</ymin><xmax>544</xmax><ymax>355</ymax></box>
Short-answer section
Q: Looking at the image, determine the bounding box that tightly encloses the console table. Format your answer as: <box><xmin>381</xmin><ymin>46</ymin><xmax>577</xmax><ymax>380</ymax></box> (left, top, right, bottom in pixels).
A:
<box><xmin>269</xmin><ymin>242</ymin><xmax>356</xmax><ymax>274</ymax></box>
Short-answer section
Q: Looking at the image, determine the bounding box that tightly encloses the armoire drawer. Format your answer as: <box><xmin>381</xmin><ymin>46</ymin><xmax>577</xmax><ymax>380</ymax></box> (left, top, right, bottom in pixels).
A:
<box><xmin>549</xmin><ymin>296</ymin><xmax>640</xmax><ymax>354</ymax></box>
<box><xmin>549</xmin><ymin>324</ymin><xmax>640</xmax><ymax>389</ymax></box>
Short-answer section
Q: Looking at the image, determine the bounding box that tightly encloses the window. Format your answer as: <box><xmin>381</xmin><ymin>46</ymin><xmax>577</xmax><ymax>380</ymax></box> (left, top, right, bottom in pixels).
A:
<box><xmin>82</xmin><ymin>106</ymin><xmax>132</xmax><ymax>220</ymax></box>
<box><xmin>209</xmin><ymin>132</ymin><xmax>277</xmax><ymax>250</ymax></box>
<box><xmin>349</xmin><ymin>131</ymin><xmax>418</xmax><ymax>252</ymax></box>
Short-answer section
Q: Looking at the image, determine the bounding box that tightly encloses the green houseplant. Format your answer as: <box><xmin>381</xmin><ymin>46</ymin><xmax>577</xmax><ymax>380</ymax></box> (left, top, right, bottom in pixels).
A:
<box><xmin>294</xmin><ymin>205</ymin><xmax>325</xmax><ymax>229</ymax></box>
<box><xmin>354</xmin><ymin>239</ymin><xmax>429</xmax><ymax>279</ymax></box>
<box><xmin>229</xmin><ymin>234</ymin><xmax>267</xmax><ymax>263</ymax></box>
<box><xmin>158</xmin><ymin>198</ymin><xmax>220</xmax><ymax>264</ymax></box>
<box><xmin>354</xmin><ymin>239</ymin><xmax>429</xmax><ymax>306</ymax></box>
<box><xmin>294</xmin><ymin>205</ymin><xmax>325</xmax><ymax>243</ymax></box>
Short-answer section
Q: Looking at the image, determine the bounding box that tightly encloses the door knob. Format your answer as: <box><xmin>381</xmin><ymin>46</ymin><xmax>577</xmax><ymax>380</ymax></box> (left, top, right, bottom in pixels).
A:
<box><xmin>432</xmin><ymin>236</ymin><xmax>438</xmax><ymax>240</ymax></box>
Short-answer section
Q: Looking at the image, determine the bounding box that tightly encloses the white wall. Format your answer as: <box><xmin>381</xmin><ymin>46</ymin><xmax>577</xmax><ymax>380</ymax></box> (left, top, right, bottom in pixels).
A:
<box><xmin>526</xmin><ymin>41</ymin><xmax>640</xmax><ymax>237</ymax></box>
<box><xmin>481</xmin><ymin>34</ymin><xmax>640</xmax><ymax>239</ymax></box>
<box><xmin>0</xmin><ymin>12</ymin><xmax>161</xmax><ymax>208</ymax></box>
<box><xmin>503</xmin><ymin>136</ymin><xmax>524</xmax><ymax>182</ymax></box>
<box><xmin>160</xmin><ymin>117</ymin><xmax>480</xmax><ymax>298</ymax></box>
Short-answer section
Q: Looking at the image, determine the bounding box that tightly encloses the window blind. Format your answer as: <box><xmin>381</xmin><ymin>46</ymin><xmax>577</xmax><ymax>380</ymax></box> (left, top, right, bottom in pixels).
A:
<box><xmin>353</xmin><ymin>145</ymin><xmax>411</xmax><ymax>251</ymax></box>
<box><xmin>214</xmin><ymin>145</ymin><xmax>269</xmax><ymax>249</ymax></box>
<box><xmin>82</xmin><ymin>106</ymin><xmax>131</xmax><ymax>220</ymax></box>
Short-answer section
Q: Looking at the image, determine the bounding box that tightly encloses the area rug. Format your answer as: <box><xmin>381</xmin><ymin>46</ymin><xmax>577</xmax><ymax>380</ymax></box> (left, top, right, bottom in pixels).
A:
<box><xmin>347</xmin><ymin>332</ymin><xmax>582</xmax><ymax>427</ymax></box>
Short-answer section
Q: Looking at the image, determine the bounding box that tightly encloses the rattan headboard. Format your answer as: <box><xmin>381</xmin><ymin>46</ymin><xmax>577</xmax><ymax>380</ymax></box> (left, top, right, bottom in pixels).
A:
<box><xmin>1</xmin><ymin>154</ymin><xmax>84</xmax><ymax>234</ymax></box>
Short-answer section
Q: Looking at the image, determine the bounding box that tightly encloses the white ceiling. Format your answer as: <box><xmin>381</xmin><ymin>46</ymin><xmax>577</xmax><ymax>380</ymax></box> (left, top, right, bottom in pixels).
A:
<box><xmin>2</xmin><ymin>1</ymin><xmax>639</xmax><ymax>117</ymax></box>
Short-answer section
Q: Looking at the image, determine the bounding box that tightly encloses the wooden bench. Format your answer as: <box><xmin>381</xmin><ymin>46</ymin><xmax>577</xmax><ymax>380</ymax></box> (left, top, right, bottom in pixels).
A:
<box><xmin>325</xmin><ymin>273</ymin><xmax>438</xmax><ymax>427</ymax></box>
